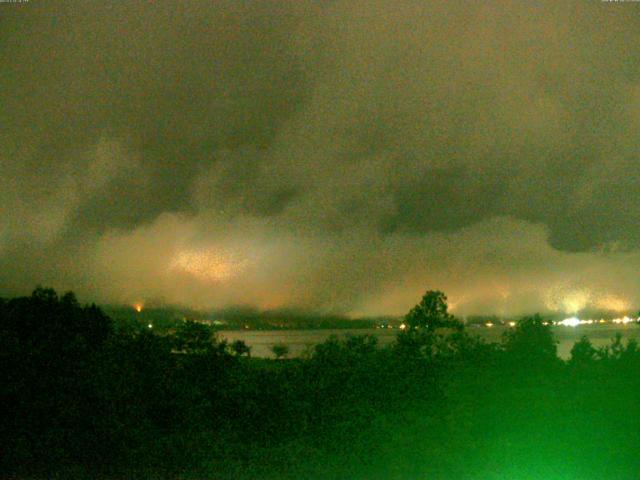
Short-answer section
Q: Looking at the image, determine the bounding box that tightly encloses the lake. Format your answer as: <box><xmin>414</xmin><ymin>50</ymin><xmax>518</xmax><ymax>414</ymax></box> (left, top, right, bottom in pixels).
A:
<box><xmin>219</xmin><ymin>323</ymin><xmax>640</xmax><ymax>360</ymax></box>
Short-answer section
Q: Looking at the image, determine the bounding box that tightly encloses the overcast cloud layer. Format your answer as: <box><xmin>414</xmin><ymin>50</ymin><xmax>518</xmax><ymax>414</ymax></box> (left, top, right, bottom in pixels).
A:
<box><xmin>2</xmin><ymin>1</ymin><xmax>640</xmax><ymax>316</ymax></box>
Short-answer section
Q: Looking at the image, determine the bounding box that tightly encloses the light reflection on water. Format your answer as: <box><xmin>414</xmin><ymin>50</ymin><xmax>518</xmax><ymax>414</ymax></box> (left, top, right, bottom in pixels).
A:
<box><xmin>219</xmin><ymin>324</ymin><xmax>640</xmax><ymax>360</ymax></box>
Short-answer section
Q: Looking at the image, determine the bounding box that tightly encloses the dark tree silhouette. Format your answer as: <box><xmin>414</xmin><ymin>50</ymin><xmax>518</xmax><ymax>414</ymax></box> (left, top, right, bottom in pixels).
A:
<box><xmin>501</xmin><ymin>314</ymin><xmax>557</xmax><ymax>364</ymax></box>
<box><xmin>396</xmin><ymin>290</ymin><xmax>463</xmax><ymax>357</ymax></box>
<box><xmin>569</xmin><ymin>335</ymin><xmax>598</xmax><ymax>366</ymax></box>
<box><xmin>344</xmin><ymin>334</ymin><xmax>378</xmax><ymax>355</ymax></box>
<box><xmin>173</xmin><ymin>320</ymin><xmax>216</xmax><ymax>354</ymax></box>
<box><xmin>231</xmin><ymin>339</ymin><xmax>251</xmax><ymax>357</ymax></box>
<box><xmin>3</xmin><ymin>287</ymin><xmax>113</xmax><ymax>355</ymax></box>
<box><xmin>4</xmin><ymin>286</ymin><xmax>640</xmax><ymax>479</ymax></box>
<box><xmin>271</xmin><ymin>343</ymin><xmax>290</xmax><ymax>360</ymax></box>
<box><xmin>403</xmin><ymin>290</ymin><xmax>461</xmax><ymax>332</ymax></box>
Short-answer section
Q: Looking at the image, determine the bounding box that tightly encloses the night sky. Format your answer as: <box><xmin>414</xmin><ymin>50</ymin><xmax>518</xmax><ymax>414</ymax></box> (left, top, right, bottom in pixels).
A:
<box><xmin>2</xmin><ymin>1</ymin><xmax>640</xmax><ymax>316</ymax></box>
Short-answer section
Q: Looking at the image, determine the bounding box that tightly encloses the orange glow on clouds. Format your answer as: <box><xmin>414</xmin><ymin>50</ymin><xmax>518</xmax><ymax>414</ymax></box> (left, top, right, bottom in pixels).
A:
<box><xmin>595</xmin><ymin>294</ymin><xmax>630</xmax><ymax>313</ymax></box>
<box><xmin>170</xmin><ymin>248</ymin><xmax>247</xmax><ymax>282</ymax></box>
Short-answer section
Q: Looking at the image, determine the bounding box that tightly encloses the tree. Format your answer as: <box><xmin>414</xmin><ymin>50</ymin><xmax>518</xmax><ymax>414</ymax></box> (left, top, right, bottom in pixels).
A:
<box><xmin>569</xmin><ymin>335</ymin><xmax>598</xmax><ymax>366</ymax></box>
<box><xmin>4</xmin><ymin>287</ymin><xmax>113</xmax><ymax>354</ymax></box>
<box><xmin>173</xmin><ymin>320</ymin><xmax>215</xmax><ymax>354</ymax></box>
<box><xmin>396</xmin><ymin>290</ymin><xmax>464</xmax><ymax>357</ymax></box>
<box><xmin>502</xmin><ymin>314</ymin><xmax>557</xmax><ymax>364</ymax></box>
<box><xmin>231</xmin><ymin>339</ymin><xmax>251</xmax><ymax>357</ymax></box>
<box><xmin>404</xmin><ymin>290</ymin><xmax>461</xmax><ymax>332</ymax></box>
<box><xmin>271</xmin><ymin>343</ymin><xmax>290</xmax><ymax>360</ymax></box>
<box><xmin>31</xmin><ymin>286</ymin><xmax>58</xmax><ymax>304</ymax></box>
<box><xmin>598</xmin><ymin>333</ymin><xmax>640</xmax><ymax>363</ymax></box>
<box><xmin>344</xmin><ymin>334</ymin><xmax>378</xmax><ymax>355</ymax></box>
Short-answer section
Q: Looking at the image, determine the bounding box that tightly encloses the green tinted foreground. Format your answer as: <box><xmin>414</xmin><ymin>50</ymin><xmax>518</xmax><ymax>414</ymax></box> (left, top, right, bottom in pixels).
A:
<box><xmin>2</xmin><ymin>290</ymin><xmax>639</xmax><ymax>479</ymax></box>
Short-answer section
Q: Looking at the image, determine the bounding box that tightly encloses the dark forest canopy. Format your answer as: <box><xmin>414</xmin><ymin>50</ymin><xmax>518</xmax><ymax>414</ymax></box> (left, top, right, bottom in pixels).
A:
<box><xmin>2</xmin><ymin>287</ymin><xmax>640</xmax><ymax>478</ymax></box>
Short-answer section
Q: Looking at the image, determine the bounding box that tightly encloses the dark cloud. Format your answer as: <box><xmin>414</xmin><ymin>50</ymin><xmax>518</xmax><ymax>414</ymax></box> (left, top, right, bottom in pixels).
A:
<box><xmin>2</xmin><ymin>1</ymin><xmax>640</xmax><ymax>315</ymax></box>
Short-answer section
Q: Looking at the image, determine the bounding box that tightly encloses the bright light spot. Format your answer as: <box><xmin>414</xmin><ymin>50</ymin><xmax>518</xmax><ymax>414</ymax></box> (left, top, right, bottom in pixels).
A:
<box><xmin>508</xmin><ymin>321</ymin><xmax>516</xmax><ymax>327</ymax></box>
<box><xmin>559</xmin><ymin>317</ymin><xmax>580</xmax><ymax>327</ymax></box>
<box><xmin>485</xmin><ymin>322</ymin><xmax>494</xmax><ymax>328</ymax></box>
<box><xmin>147</xmin><ymin>323</ymin><xmax>153</xmax><ymax>329</ymax></box>
<box><xmin>134</xmin><ymin>303</ymin><xmax>143</xmax><ymax>313</ymax></box>
<box><xmin>399</xmin><ymin>323</ymin><xmax>407</xmax><ymax>330</ymax></box>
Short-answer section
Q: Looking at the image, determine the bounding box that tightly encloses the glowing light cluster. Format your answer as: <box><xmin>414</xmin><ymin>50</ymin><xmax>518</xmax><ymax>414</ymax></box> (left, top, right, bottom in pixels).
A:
<box><xmin>558</xmin><ymin>316</ymin><xmax>639</xmax><ymax>327</ymax></box>
<box><xmin>559</xmin><ymin>317</ymin><xmax>580</xmax><ymax>327</ymax></box>
<box><xmin>612</xmin><ymin>316</ymin><xmax>635</xmax><ymax>324</ymax></box>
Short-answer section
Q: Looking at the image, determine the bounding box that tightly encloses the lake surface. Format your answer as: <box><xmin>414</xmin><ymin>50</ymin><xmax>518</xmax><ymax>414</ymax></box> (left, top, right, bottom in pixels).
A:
<box><xmin>219</xmin><ymin>324</ymin><xmax>640</xmax><ymax>360</ymax></box>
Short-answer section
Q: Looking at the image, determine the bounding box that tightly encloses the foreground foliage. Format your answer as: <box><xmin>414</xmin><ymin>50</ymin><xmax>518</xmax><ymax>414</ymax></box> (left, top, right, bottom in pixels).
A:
<box><xmin>1</xmin><ymin>288</ymin><xmax>639</xmax><ymax>479</ymax></box>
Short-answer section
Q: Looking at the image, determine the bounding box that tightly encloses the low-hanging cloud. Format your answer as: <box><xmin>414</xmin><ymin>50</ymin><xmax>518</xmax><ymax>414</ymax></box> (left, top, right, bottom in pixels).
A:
<box><xmin>2</xmin><ymin>0</ymin><xmax>640</xmax><ymax>315</ymax></box>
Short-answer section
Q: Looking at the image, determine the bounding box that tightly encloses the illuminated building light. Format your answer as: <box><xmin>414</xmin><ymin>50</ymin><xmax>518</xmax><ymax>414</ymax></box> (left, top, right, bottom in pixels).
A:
<box><xmin>485</xmin><ymin>322</ymin><xmax>494</xmax><ymax>328</ymax></box>
<box><xmin>559</xmin><ymin>317</ymin><xmax>580</xmax><ymax>327</ymax></box>
<box><xmin>611</xmin><ymin>317</ymin><xmax>633</xmax><ymax>324</ymax></box>
<box><xmin>508</xmin><ymin>321</ymin><xmax>516</xmax><ymax>327</ymax></box>
<box><xmin>134</xmin><ymin>303</ymin><xmax>143</xmax><ymax>313</ymax></box>
<box><xmin>399</xmin><ymin>323</ymin><xmax>407</xmax><ymax>330</ymax></box>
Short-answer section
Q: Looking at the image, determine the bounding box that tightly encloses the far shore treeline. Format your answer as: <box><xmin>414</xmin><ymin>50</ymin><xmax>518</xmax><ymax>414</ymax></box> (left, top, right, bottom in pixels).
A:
<box><xmin>104</xmin><ymin>304</ymin><xmax>391</xmax><ymax>332</ymax></box>
<box><xmin>104</xmin><ymin>303</ymin><xmax>638</xmax><ymax>334</ymax></box>
<box><xmin>2</xmin><ymin>287</ymin><xmax>640</xmax><ymax>479</ymax></box>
